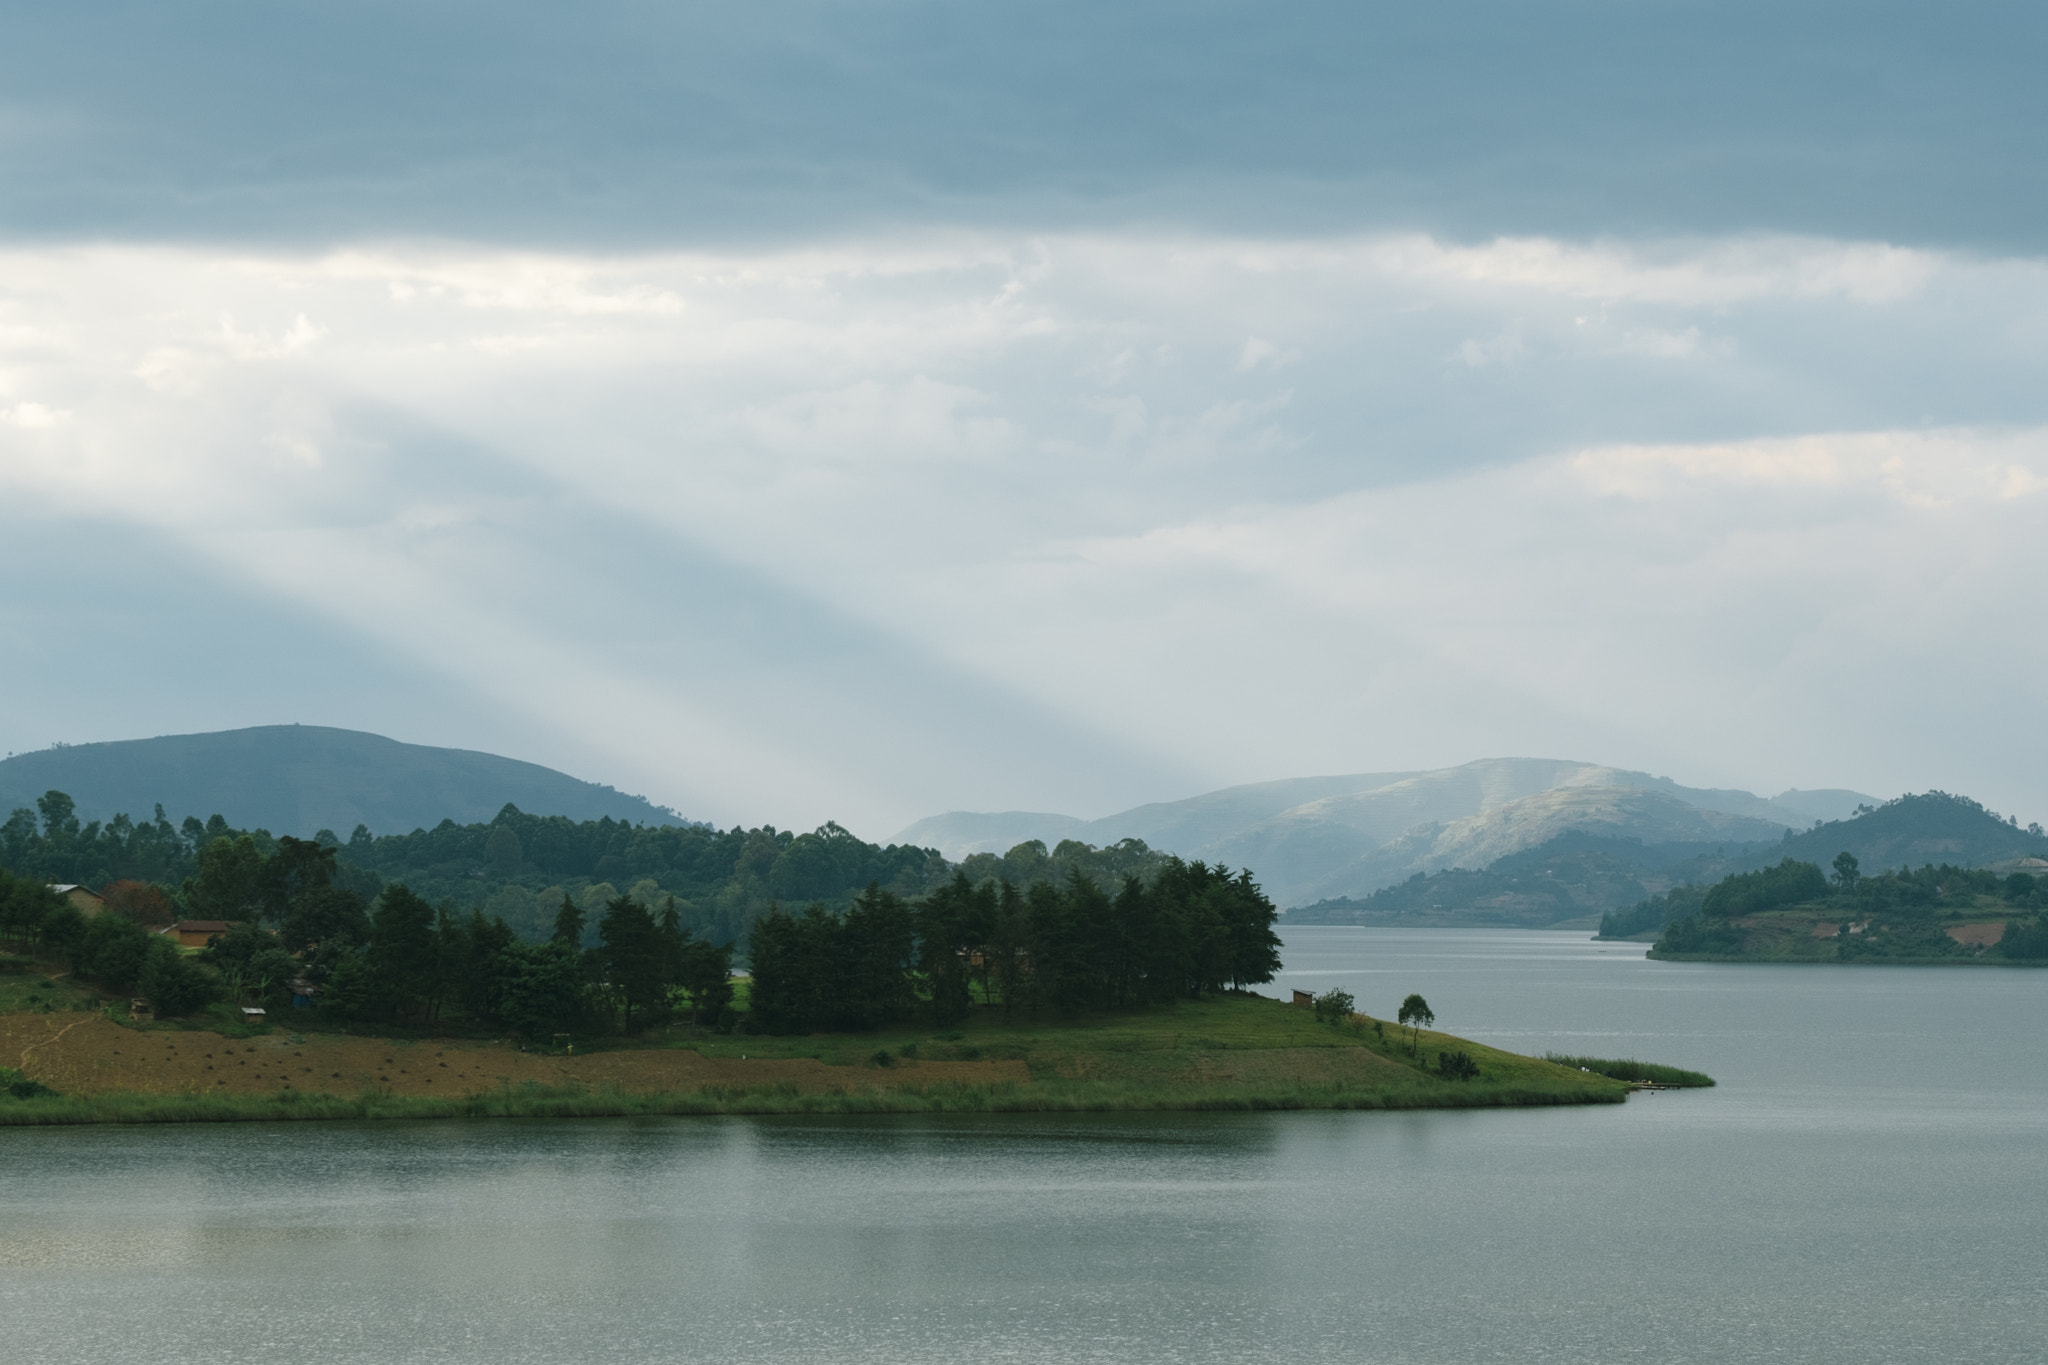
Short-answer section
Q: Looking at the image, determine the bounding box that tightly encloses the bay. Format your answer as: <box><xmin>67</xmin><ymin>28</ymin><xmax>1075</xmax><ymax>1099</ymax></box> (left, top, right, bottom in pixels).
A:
<box><xmin>3</xmin><ymin>928</ymin><xmax>2043</xmax><ymax>1364</ymax></box>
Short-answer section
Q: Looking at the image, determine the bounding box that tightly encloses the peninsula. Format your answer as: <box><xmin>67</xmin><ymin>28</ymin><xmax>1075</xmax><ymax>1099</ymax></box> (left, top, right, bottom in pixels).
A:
<box><xmin>0</xmin><ymin>989</ymin><xmax>1647</xmax><ymax>1124</ymax></box>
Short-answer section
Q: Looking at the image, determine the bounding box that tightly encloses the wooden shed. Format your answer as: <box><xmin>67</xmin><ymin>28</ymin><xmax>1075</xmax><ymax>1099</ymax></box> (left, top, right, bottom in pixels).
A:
<box><xmin>165</xmin><ymin>920</ymin><xmax>235</xmax><ymax>949</ymax></box>
<box><xmin>48</xmin><ymin>883</ymin><xmax>106</xmax><ymax>916</ymax></box>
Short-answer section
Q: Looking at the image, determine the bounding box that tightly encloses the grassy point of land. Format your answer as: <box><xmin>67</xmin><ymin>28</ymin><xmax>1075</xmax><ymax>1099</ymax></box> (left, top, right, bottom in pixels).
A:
<box><xmin>0</xmin><ymin>993</ymin><xmax>1652</xmax><ymax>1125</ymax></box>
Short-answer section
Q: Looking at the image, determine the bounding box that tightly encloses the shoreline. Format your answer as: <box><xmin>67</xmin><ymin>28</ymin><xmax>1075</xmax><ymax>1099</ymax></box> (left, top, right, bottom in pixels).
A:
<box><xmin>0</xmin><ymin>1076</ymin><xmax>1628</xmax><ymax>1126</ymax></box>
<box><xmin>1</xmin><ymin>994</ymin><xmax>1637</xmax><ymax>1125</ymax></box>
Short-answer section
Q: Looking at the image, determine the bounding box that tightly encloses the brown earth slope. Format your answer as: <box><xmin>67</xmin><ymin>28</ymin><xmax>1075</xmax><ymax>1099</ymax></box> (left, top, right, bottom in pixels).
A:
<box><xmin>1</xmin><ymin>1014</ymin><xmax>1028</xmax><ymax>1098</ymax></box>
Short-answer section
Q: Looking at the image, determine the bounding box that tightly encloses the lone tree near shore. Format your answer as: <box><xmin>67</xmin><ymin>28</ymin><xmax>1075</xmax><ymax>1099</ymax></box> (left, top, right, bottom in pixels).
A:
<box><xmin>1398</xmin><ymin>993</ymin><xmax>1435</xmax><ymax>1052</ymax></box>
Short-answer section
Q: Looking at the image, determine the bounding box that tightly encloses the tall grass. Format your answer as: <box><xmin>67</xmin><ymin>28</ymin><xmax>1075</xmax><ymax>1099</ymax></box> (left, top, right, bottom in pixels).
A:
<box><xmin>1543</xmin><ymin>1054</ymin><xmax>1715</xmax><ymax>1087</ymax></box>
<box><xmin>0</xmin><ymin>1070</ymin><xmax>1628</xmax><ymax>1126</ymax></box>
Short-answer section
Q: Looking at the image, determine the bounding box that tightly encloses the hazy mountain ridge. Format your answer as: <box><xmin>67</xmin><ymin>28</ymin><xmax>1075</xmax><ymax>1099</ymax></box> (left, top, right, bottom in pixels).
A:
<box><xmin>1306</xmin><ymin>791</ymin><xmax>2048</xmax><ymax>933</ymax></box>
<box><xmin>1254</xmin><ymin>783</ymin><xmax>1794</xmax><ymax>905</ymax></box>
<box><xmin>0</xmin><ymin>727</ymin><xmax>684</xmax><ymax>838</ymax></box>
<box><xmin>1289</xmin><ymin>832</ymin><xmax>1760</xmax><ymax>929</ymax></box>
<box><xmin>897</xmin><ymin>759</ymin><xmax>1868</xmax><ymax>907</ymax></box>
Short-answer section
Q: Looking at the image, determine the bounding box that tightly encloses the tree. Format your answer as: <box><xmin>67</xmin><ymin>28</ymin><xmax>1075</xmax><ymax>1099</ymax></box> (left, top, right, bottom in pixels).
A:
<box><xmin>597</xmin><ymin>894</ymin><xmax>668</xmax><ymax>1031</ymax></box>
<box><xmin>484</xmin><ymin>822</ymin><xmax>523</xmax><ymax>874</ymax></box>
<box><xmin>496</xmin><ymin>940</ymin><xmax>587</xmax><ymax>1038</ymax></box>
<box><xmin>1398</xmin><ymin>993</ymin><xmax>1435</xmax><ymax>1051</ymax></box>
<box><xmin>184</xmin><ymin>835</ymin><xmax>268</xmax><ymax>921</ymax></box>
<box><xmin>1313</xmin><ymin>987</ymin><xmax>1356</xmax><ymax>1024</ymax></box>
<box><xmin>1832</xmin><ymin>851</ymin><xmax>1862</xmax><ymax>889</ymax></box>
<box><xmin>367</xmin><ymin>884</ymin><xmax>440</xmax><ymax>1020</ymax></box>
<box><xmin>551</xmin><ymin>894</ymin><xmax>587</xmax><ymax>948</ymax></box>
<box><xmin>138</xmin><ymin>940</ymin><xmax>217</xmax><ymax>1016</ymax></box>
<box><xmin>678</xmin><ymin>936</ymin><xmax>735</xmax><ymax>1024</ymax></box>
<box><xmin>101</xmin><ymin>880</ymin><xmax>176</xmax><ymax>927</ymax></box>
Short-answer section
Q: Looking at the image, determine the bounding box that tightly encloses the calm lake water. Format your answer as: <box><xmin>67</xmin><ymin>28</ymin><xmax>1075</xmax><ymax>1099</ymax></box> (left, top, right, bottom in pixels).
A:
<box><xmin>4</xmin><ymin>928</ymin><xmax>2044</xmax><ymax>1364</ymax></box>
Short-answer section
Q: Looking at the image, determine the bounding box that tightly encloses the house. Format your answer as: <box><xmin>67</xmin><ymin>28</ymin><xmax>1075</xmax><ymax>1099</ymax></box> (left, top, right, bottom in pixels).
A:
<box><xmin>48</xmin><ymin>884</ymin><xmax>105</xmax><ymax>916</ymax></box>
<box><xmin>163</xmin><ymin>919</ymin><xmax>235</xmax><ymax>949</ymax></box>
<box><xmin>1292</xmin><ymin>989</ymin><xmax>1315</xmax><ymax>1008</ymax></box>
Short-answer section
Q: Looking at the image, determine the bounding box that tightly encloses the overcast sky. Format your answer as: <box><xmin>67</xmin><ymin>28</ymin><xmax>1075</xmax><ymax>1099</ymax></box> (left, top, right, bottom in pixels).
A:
<box><xmin>3</xmin><ymin>2</ymin><xmax>2045</xmax><ymax>837</ymax></box>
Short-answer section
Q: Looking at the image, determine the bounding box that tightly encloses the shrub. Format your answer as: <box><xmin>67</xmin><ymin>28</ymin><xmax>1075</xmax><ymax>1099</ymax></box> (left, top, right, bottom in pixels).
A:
<box><xmin>1435</xmin><ymin>1050</ymin><xmax>1480</xmax><ymax>1081</ymax></box>
<box><xmin>1312</xmin><ymin>987</ymin><xmax>1356</xmax><ymax>1023</ymax></box>
<box><xmin>139</xmin><ymin>941</ymin><xmax>219</xmax><ymax>1016</ymax></box>
<box><xmin>0</xmin><ymin>1066</ymin><xmax>58</xmax><ymax>1100</ymax></box>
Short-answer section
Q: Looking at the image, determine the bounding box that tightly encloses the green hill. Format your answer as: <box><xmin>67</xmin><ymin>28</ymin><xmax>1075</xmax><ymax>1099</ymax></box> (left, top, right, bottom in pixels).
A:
<box><xmin>1602</xmin><ymin>793</ymin><xmax>2048</xmax><ymax>943</ymax></box>
<box><xmin>0</xmin><ymin>727</ymin><xmax>682</xmax><ymax>838</ymax></box>
<box><xmin>1760</xmin><ymin>791</ymin><xmax>2047</xmax><ymax>872</ymax></box>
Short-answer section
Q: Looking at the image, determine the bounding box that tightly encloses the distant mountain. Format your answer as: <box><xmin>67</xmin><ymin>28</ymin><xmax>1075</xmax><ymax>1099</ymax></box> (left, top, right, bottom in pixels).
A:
<box><xmin>1289</xmin><ymin>831</ymin><xmax>1766</xmax><ymax>929</ymax></box>
<box><xmin>896</xmin><ymin>759</ymin><xmax>1871</xmax><ymax>907</ymax></box>
<box><xmin>1278</xmin><ymin>784</ymin><xmax>1792</xmax><ymax>906</ymax></box>
<box><xmin>893</xmin><ymin>810</ymin><xmax>1086</xmax><ymax>857</ymax></box>
<box><xmin>1296</xmin><ymin>790</ymin><xmax>2048</xmax><ymax>932</ymax></box>
<box><xmin>0</xmin><ymin>726</ymin><xmax>683</xmax><ymax>838</ymax></box>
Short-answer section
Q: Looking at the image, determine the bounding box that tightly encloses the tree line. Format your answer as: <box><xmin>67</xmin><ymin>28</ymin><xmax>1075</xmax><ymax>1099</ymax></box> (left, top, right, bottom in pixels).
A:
<box><xmin>747</xmin><ymin>860</ymin><xmax>1283</xmax><ymax>1033</ymax></box>
<box><xmin>2</xmin><ymin>826</ymin><xmax>1280</xmax><ymax>1035</ymax></box>
<box><xmin>2</xmin><ymin>788</ymin><xmax>1174</xmax><ymax>949</ymax></box>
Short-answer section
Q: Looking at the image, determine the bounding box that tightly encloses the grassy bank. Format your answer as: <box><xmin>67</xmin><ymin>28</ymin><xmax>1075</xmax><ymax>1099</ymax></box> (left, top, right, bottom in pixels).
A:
<box><xmin>0</xmin><ymin>993</ymin><xmax>1642</xmax><ymax>1125</ymax></box>
<box><xmin>1544</xmin><ymin>1054</ymin><xmax>1715</xmax><ymax>1087</ymax></box>
<box><xmin>0</xmin><ymin>1074</ymin><xmax>1625</xmax><ymax>1125</ymax></box>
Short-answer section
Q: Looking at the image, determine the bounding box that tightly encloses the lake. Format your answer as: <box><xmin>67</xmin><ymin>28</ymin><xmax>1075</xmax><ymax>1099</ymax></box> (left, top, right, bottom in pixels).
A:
<box><xmin>3</xmin><ymin>928</ymin><xmax>2044</xmax><ymax>1364</ymax></box>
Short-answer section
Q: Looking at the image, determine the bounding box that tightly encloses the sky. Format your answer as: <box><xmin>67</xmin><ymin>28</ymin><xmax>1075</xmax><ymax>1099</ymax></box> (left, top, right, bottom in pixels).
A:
<box><xmin>2</xmin><ymin>2</ymin><xmax>2046</xmax><ymax>838</ymax></box>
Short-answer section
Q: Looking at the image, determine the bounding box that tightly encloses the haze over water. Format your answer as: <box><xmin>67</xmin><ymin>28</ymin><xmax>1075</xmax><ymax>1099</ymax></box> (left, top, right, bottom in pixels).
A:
<box><xmin>4</xmin><ymin>930</ymin><xmax>2043</xmax><ymax>1364</ymax></box>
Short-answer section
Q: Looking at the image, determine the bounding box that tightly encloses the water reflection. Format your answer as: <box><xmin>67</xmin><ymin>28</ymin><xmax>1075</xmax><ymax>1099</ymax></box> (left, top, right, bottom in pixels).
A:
<box><xmin>2</xmin><ymin>930</ymin><xmax>2044</xmax><ymax>1364</ymax></box>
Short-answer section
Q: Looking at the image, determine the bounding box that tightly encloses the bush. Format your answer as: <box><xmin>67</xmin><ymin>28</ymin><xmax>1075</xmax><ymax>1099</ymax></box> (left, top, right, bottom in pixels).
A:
<box><xmin>1435</xmin><ymin>1050</ymin><xmax>1480</xmax><ymax>1081</ymax></box>
<box><xmin>1995</xmin><ymin>918</ymin><xmax>2048</xmax><ymax>960</ymax></box>
<box><xmin>71</xmin><ymin>914</ymin><xmax>156</xmax><ymax>992</ymax></box>
<box><xmin>0</xmin><ymin>1066</ymin><xmax>57</xmax><ymax>1100</ymax></box>
<box><xmin>139</xmin><ymin>941</ymin><xmax>219</xmax><ymax>1016</ymax></box>
<box><xmin>1312</xmin><ymin>987</ymin><xmax>1356</xmax><ymax>1024</ymax></box>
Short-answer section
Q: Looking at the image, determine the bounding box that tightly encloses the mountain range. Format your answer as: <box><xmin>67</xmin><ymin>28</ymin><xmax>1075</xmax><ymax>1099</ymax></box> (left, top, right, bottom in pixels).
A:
<box><xmin>895</xmin><ymin>759</ymin><xmax>1874</xmax><ymax>908</ymax></box>
<box><xmin>0</xmin><ymin>726</ymin><xmax>682</xmax><ymax>838</ymax></box>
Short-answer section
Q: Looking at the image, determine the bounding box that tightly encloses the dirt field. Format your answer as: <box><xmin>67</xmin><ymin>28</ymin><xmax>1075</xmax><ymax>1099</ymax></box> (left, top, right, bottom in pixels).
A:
<box><xmin>1</xmin><ymin>1013</ymin><xmax>1029</xmax><ymax>1099</ymax></box>
<box><xmin>1946</xmin><ymin>922</ymin><xmax>2009</xmax><ymax>947</ymax></box>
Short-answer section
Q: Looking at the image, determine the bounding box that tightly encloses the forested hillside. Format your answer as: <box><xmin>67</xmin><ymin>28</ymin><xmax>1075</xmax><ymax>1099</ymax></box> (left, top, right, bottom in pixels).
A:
<box><xmin>1636</xmin><ymin>854</ymin><xmax>2048</xmax><ymax>963</ymax></box>
<box><xmin>2</xmin><ymin>785</ymin><xmax>1178</xmax><ymax>949</ymax></box>
<box><xmin>0</xmin><ymin>792</ymin><xmax>1268</xmax><ymax>1040</ymax></box>
<box><xmin>1601</xmin><ymin>793</ymin><xmax>2048</xmax><ymax>939</ymax></box>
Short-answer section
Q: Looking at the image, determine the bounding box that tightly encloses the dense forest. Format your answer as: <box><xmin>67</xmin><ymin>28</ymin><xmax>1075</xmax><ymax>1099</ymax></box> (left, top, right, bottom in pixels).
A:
<box><xmin>0</xmin><ymin>788</ymin><xmax>1171</xmax><ymax>945</ymax></box>
<box><xmin>748</xmin><ymin>863</ymin><xmax>1282</xmax><ymax>1033</ymax></box>
<box><xmin>0</xmin><ymin>787</ymin><xmax>1274</xmax><ymax>1035</ymax></box>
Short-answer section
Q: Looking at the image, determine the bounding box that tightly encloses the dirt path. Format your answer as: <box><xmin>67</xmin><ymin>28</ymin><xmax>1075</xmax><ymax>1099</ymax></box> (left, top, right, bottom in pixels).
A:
<box><xmin>15</xmin><ymin>1014</ymin><xmax>97</xmax><ymax>1073</ymax></box>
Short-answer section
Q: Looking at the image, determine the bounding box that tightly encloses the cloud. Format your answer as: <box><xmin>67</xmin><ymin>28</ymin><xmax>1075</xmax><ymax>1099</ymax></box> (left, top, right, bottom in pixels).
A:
<box><xmin>4</xmin><ymin>230</ymin><xmax>2048</xmax><ymax>828</ymax></box>
<box><xmin>0</xmin><ymin>5</ymin><xmax>2045</xmax><ymax>251</ymax></box>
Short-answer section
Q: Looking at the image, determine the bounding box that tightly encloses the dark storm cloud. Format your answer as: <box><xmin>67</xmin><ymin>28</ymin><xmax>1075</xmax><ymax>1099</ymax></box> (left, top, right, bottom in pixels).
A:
<box><xmin>2</xmin><ymin>1</ymin><xmax>2042</xmax><ymax>248</ymax></box>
